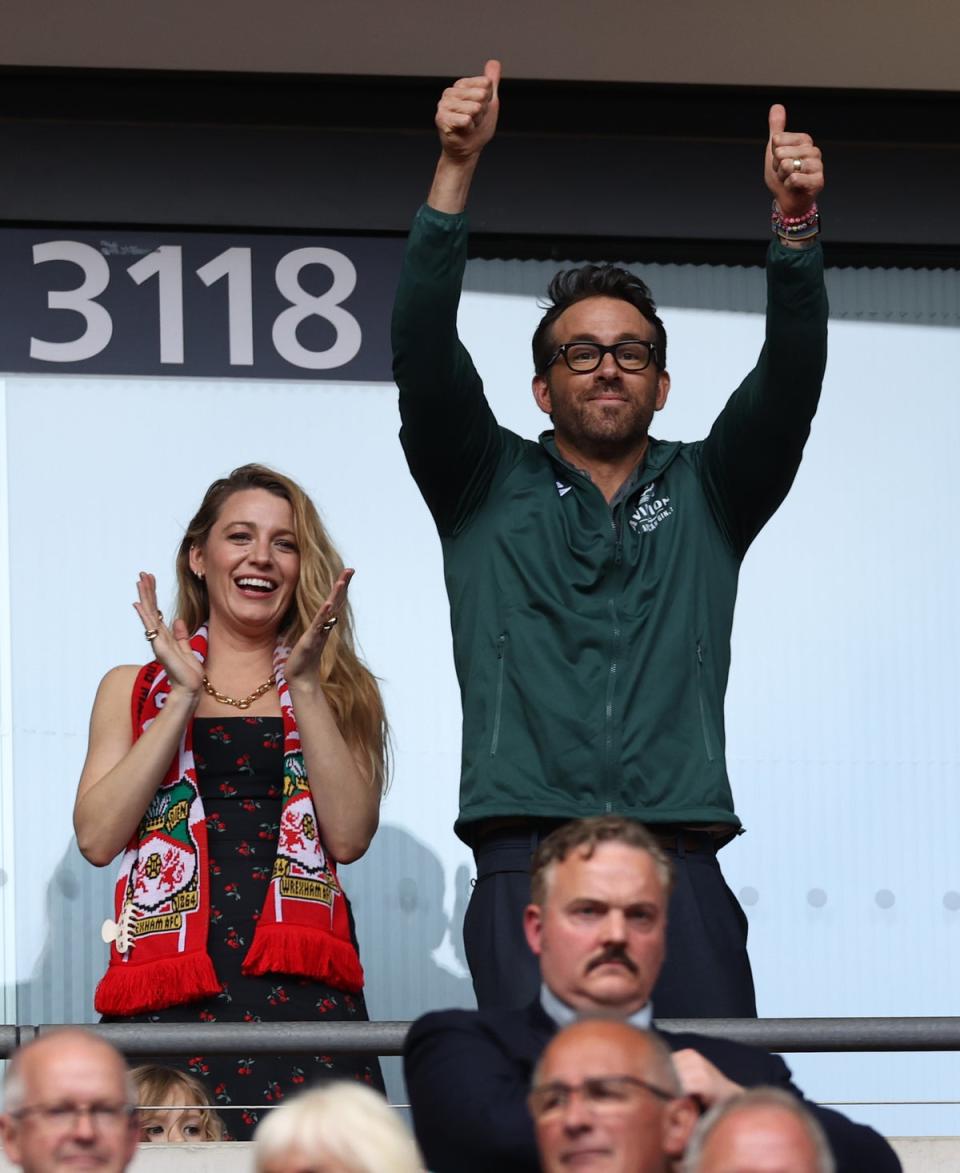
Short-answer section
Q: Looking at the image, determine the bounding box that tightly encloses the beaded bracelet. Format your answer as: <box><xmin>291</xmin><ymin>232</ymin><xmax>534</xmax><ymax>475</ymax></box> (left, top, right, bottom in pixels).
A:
<box><xmin>771</xmin><ymin>199</ymin><xmax>820</xmax><ymax>242</ymax></box>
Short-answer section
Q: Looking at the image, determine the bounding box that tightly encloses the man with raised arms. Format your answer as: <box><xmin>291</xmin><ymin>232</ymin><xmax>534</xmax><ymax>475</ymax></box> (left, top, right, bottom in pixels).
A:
<box><xmin>393</xmin><ymin>61</ymin><xmax>827</xmax><ymax>1015</ymax></box>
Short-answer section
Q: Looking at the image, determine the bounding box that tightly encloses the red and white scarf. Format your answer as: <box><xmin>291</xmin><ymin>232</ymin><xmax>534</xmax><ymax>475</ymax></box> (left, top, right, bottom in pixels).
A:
<box><xmin>95</xmin><ymin>627</ymin><xmax>364</xmax><ymax>1016</ymax></box>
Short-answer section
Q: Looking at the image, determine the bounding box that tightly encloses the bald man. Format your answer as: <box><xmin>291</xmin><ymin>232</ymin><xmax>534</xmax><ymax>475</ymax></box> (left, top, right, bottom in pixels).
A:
<box><xmin>684</xmin><ymin>1087</ymin><xmax>835</xmax><ymax>1173</ymax></box>
<box><xmin>530</xmin><ymin>1020</ymin><xmax>697</xmax><ymax>1173</ymax></box>
<box><xmin>1</xmin><ymin>1028</ymin><xmax>138</xmax><ymax>1173</ymax></box>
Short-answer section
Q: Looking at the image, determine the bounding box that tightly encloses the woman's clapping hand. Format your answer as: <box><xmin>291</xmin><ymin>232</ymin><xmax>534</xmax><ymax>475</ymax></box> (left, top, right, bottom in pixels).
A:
<box><xmin>133</xmin><ymin>571</ymin><xmax>204</xmax><ymax>698</ymax></box>
<box><xmin>283</xmin><ymin>567</ymin><xmax>353</xmax><ymax>687</ymax></box>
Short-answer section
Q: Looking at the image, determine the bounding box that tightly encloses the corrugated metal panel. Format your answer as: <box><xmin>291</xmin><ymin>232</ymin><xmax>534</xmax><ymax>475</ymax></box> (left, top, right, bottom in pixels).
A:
<box><xmin>466</xmin><ymin>256</ymin><xmax>960</xmax><ymax>325</ymax></box>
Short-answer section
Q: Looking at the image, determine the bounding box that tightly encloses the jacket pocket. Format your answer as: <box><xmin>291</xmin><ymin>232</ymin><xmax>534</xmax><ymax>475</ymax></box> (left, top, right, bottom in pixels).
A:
<box><xmin>696</xmin><ymin>640</ymin><xmax>716</xmax><ymax>762</ymax></box>
<box><xmin>490</xmin><ymin>634</ymin><xmax>507</xmax><ymax>757</ymax></box>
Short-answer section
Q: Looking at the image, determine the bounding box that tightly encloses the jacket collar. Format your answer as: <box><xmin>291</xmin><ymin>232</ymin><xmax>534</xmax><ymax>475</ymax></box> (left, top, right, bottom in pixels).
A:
<box><xmin>538</xmin><ymin>431</ymin><xmax>682</xmax><ymax>497</ymax></box>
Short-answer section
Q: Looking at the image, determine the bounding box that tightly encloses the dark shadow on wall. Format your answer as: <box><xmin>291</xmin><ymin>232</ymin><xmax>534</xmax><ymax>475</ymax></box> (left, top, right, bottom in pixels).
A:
<box><xmin>9</xmin><ymin>837</ymin><xmax>114</xmax><ymax>1026</ymax></box>
<box><xmin>342</xmin><ymin>822</ymin><xmax>475</xmax><ymax>1017</ymax></box>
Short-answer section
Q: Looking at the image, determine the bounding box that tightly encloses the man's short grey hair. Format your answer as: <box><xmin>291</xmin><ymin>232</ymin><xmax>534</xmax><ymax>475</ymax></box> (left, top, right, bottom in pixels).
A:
<box><xmin>253</xmin><ymin>1082</ymin><xmax>423</xmax><ymax>1173</ymax></box>
<box><xmin>2</xmin><ymin>1029</ymin><xmax>136</xmax><ymax>1114</ymax></box>
<box><xmin>683</xmin><ymin>1087</ymin><xmax>835</xmax><ymax>1173</ymax></box>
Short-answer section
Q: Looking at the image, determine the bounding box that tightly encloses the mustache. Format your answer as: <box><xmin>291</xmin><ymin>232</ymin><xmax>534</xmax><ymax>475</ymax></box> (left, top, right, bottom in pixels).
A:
<box><xmin>587</xmin><ymin>944</ymin><xmax>638</xmax><ymax>974</ymax></box>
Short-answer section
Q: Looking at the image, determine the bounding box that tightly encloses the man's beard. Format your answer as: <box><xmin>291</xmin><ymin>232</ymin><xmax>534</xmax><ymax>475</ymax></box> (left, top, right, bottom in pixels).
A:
<box><xmin>555</xmin><ymin>385</ymin><xmax>656</xmax><ymax>458</ymax></box>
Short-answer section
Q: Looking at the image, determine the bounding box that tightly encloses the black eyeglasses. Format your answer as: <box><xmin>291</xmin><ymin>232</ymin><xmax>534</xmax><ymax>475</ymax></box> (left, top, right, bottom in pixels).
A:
<box><xmin>545</xmin><ymin>340</ymin><xmax>658</xmax><ymax>374</ymax></box>
<box><xmin>11</xmin><ymin>1102</ymin><xmax>136</xmax><ymax>1132</ymax></box>
<box><xmin>528</xmin><ymin>1075</ymin><xmax>674</xmax><ymax>1120</ymax></box>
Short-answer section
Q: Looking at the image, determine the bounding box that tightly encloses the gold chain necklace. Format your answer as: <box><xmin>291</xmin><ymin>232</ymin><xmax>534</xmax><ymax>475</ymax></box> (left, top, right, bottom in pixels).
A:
<box><xmin>201</xmin><ymin>673</ymin><xmax>275</xmax><ymax>710</ymax></box>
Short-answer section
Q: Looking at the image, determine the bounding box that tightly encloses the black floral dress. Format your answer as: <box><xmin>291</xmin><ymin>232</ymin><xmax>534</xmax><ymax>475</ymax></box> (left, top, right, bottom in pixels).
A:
<box><xmin>107</xmin><ymin>716</ymin><xmax>382</xmax><ymax>1139</ymax></box>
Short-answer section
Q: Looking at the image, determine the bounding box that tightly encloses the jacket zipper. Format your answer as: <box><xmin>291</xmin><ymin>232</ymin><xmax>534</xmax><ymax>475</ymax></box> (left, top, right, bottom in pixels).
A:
<box><xmin>603</xmin><ymin>521</ymin><xmax>624</xmax><ymax>811</ymax></box>
<box><xmin>696</xmin><ymin>640</ymin><xmax>716</xmax><ymax>762</ymax></box>
<box><xmin>490</xmin><ymin>634</ymin><xmax>507</xmax><ymax>757</ymax></box>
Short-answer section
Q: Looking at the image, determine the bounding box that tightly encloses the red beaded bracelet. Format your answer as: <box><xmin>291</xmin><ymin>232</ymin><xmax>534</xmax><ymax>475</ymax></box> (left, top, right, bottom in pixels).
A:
<box><xmin>771</xmin><ymin>200</ymin><xmax>820</xmax><ymax>225</ymax></box>
<box><xmin>771</xmin><ymin>199</ymin><xmax>820</xmax><ymax>240</ymax></box>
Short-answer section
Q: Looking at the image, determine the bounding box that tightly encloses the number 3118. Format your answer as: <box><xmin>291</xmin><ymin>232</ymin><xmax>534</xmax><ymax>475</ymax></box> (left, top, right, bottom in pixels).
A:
<box><xmin>30</xmin><ymin>242</ymin><xmax>362</xmax><ymax>370</ymax></box>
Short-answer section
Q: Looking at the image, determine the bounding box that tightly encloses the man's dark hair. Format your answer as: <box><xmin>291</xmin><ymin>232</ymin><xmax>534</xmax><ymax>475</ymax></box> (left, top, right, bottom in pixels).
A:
<box><xmin>531</xmin><ymin>265</ymin><xmax>667</xmax><ymax>376</ymax></box>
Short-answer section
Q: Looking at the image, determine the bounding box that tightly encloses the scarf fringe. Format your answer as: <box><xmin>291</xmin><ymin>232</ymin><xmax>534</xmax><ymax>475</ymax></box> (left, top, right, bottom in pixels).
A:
<box><xmin>242</xmin><ymin>924</ymin><xmax>364</xmax><ymax>993</ymax></box>
<box><xmin>94</xmin><ymin>951</ymin><xmax>221</xmax><ymax>1016</ymax></box>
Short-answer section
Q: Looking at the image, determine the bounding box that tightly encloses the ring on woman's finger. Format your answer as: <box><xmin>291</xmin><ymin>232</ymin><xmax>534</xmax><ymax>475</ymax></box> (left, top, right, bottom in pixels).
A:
<box><xmin>792</xmin><ymin>158</ymin><xmax>803</xmax><ymax>172</ymax></box>
<box><xmin>321</xmin><ymin>616</ymin><xmax>339</xmax><ymax>633</ymax></box>
<box><xmin>156</xmin><ymin>611</ymin><xmax>163</xmax><ymax>622</ymax></box>
<box><xmin>144</xmin><ymin>628</ymin><xmax>160</xmax><ymax>642</ymax></box>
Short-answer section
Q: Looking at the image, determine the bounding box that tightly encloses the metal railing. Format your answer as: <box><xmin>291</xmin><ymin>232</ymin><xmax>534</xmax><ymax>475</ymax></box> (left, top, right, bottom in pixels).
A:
<box><xmin>4</xmin><ymin>1017</ymin><xmax>960</xmax><ymax>1059</ymax></box>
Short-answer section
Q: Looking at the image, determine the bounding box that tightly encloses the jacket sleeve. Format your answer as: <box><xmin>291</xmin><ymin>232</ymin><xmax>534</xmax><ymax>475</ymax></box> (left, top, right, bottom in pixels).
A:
<box><xmin>676</xmin><ymin>1034</ymin><xmax>901</xmax><ymax>1173</ymax></box>
<box><xmin>404</xmin><ymin>1011</ymin><xmax>540</xmax><ymax>1173</ymax></box>
<box><xmin>699</xmin><ymin>238</ymin><xmax>828</xmax><ymax>558</ymax></box>
<box><xmin>776</xmin><ymin>1055</ymin><xmax>903</xmax><ymax>1173</ymax></box>
<box><xmin>807</xmin><ymin>1104</ymin><xmax>902</xmax><ymax>1173</ymax></box>
<box><xmin>694</xmin><ymin>1041</ymin><xmax>896</xmax><ymax>1168</ymax></box>
<box><xmin>391</xmin><ymin>204</ymin><xmax>503</xmax><ymax>537</ymax></box>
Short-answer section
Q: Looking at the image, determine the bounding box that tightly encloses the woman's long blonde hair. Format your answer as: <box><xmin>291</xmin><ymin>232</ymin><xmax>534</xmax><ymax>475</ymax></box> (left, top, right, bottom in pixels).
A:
<box><xmin>175</xmin><ymin>464</ymin><xmax>388</xmax><ymax>794</ymax></box>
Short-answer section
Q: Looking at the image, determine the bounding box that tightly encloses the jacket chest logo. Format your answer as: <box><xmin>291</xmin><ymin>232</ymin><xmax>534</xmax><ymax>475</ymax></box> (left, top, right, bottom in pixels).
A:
<box><xmin>628</xmin><ymin>481</ymin><xmax>674</xmax><ymax>534</ymax></box>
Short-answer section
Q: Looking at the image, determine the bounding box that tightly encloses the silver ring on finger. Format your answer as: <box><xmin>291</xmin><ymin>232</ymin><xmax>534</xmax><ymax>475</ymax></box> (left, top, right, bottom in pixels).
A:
<box><xmin>792</xmin><ymin>158</ymin><xmax>803</xmax><ymax>173</ymax></box>
<box><xmin>321</xmin><ymin>616</ymin><xmax>339</xmax><ymax>633</ymax></box>
<box><xmin>144</xmin><ymin>628</ymin><xmax>159</xmax><ymax>642</ymax></box>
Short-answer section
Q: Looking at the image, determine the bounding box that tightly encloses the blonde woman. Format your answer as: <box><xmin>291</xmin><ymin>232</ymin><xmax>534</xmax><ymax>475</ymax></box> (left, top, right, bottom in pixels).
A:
<box><xmin>76</xmin><ymin>464</ymin><xmax>388</xmax><ymax>1138</ymax></box>
<box><xmin>254</xmin><ymin>1084</ymin><xmax>423</xmax><ymax>1173</ymax></box>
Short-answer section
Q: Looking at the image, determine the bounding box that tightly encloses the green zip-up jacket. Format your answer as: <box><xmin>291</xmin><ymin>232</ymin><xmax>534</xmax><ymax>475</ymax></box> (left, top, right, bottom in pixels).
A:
<box><xmin>393</xmin><ymin>205</ymin><xmax>828</xmax><ymax>844</ymax></box>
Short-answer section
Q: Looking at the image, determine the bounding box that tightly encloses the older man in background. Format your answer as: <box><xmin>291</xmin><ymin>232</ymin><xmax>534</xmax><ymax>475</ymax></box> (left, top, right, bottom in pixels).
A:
<box><xmin>1</xmin><ymin>1028</ymin><xmax>138</xmax><ymax>1173</ymax></box>
<box><xmin>683</xmin><ymin>1087</ymin><xmax>835</xmax><ymax>1173</ymax></box>
<box><xmin>531</xmin><ymin>1020</ymin><xmax>696</xmax><ymax>1173</ymax></box>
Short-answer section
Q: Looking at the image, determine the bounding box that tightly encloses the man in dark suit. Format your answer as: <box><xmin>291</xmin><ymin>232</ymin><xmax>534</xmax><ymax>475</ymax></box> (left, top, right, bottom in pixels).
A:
<box><xmin>404</xmin><ymin>817</ymin><xmax>900</xmax><ymax>1173</ymax></box>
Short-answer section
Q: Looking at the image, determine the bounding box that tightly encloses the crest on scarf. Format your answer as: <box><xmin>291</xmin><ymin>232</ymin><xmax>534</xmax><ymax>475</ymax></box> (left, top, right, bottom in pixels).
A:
<box><xmin>129</xmin><ymin>779</ymin><xmax>200</xmax><ymax>933</ymax></box>
<box><xmin>273</xmin><ymin>754</ymin><xmax>337</xmax><ymax>907</ymax></box>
